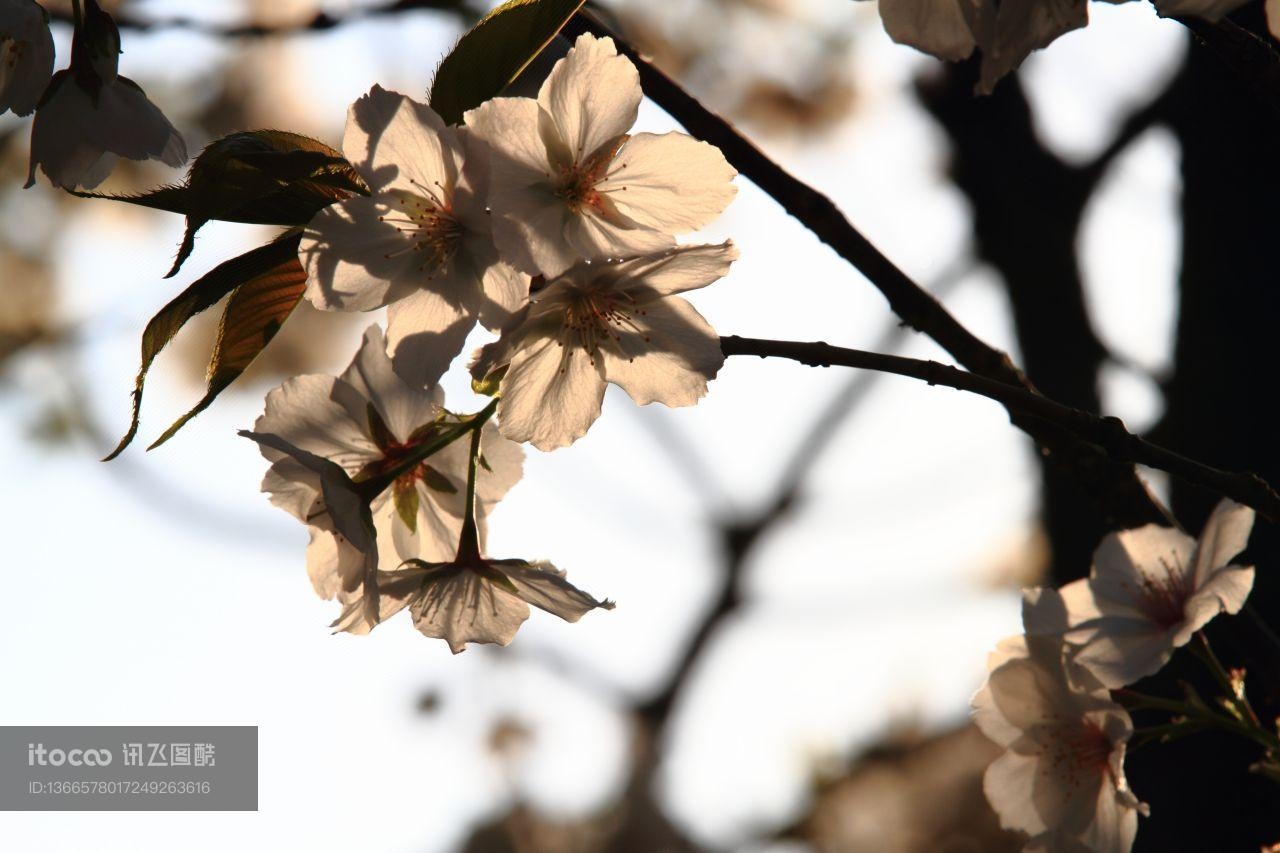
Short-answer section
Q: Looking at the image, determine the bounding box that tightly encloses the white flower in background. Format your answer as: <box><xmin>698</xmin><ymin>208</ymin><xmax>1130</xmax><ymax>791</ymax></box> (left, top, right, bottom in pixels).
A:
<box><xmin>857</xmin><ymin>0</ymin><xmax>1089</xmax><ymax>95</ymax></box>
<box><xmin>973</xmin><ymin>635</ymin><xmax>1147</xmax><ymax>853</ymax></box>
<box><xmin>24</xmin><ymin>0</ymin><xmax>185</xmax><ymax>189</ymax></box>
<box><xmin>250</xmin><ymin>325</ymin><xmax>523</xmax><ymax>600</ymax></box>
<box><xmin>855</xmin><ymin>0</ymin><xmax>977</xmax><ymax>62</ymax></box>
<box><xmin>300</xmin><ymin>85</ymin><xmax>524</xmax><ymax>387</ymax></box>
<box><xmin>470</xmin><ymin>242</ymin><xmax>738</xmax><ymax>451</ymax></box>
<box><xmin>332</xmin><ymin>553</ymin><xmax>614</xmax><ymax>653</ymax></box>
<box><xmin>464</xmin><ymin>33</ymin><xmax>737</xmax><ymax>278</ymax></box>
<box><xmin>1024</xmin><ymin>499</ymin><xmax>1255</xmax><ymax>688</ymax></box>
<box><xmin>965</xmin><ymin>0</ymin><xmax>1088</xmax><ymax>95</ymax></box>
<box><xmin>0</xmin><ymin>0</ymin><xmax>54</xmax><ymax>117</ymax></box>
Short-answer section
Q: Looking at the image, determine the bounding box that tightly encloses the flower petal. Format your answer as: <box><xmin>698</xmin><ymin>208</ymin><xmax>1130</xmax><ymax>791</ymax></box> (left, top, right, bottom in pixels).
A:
<box><xmin>493</xmin><ymin>559</ymin><xmax>614</xmax><ymax>622</ymax></box>
<box><xmin>1090</xmin><ymin>524</ymin><xmax>1196</xmax><ymax>610</ymax></box>
<box><xmin>300</xmin><ymin>195</ymin><xmax>425</xmax><ymax>311</ymax></box>
<box><xmin>343</xmin><ymin>84</ymin><xmax>459</xmax><ymax>195</ymax></box>
<box><xmin>409</xmin><ymin>568</ymin><xmax>530</xmax><ymax>653</ymax></box>
<box><xmin>1184</xmin><ymin>565</ymin><xmax>1255</xmax><ymax>628</ymax></box>
<box><xmin>598</xmin><ymin>132</ymin><xmax>737</xmax><ymax>232</ymax></box>
<box><xmin>877</xmin><ymin>0</ymin><xmax>977</xmax><ymax>62</ymax></box>
<box><xmin>331</xmin><ymin>566</ymin><xmax>432</xmax><ymax>634</ymax></box>
<box><xmin>339</xmin><ymin>324</ymin><xmax>442</xmax><ymax>441</ymax></box>
<box><xmin>497</xmin><ymin>336</ymin><xmax>608</xmax><ymax>450</ymax></box>
<box><xmin>562</xmin><ymin>206</ymin><xmax>674</xmax><ymax>262</ymax></box>
<box><xmin>538</xmin><ymin>33</ymin><xmax>641</xmax><ymax>164</ymax></box>
<box><xmin>1191</xmin><ymin>498</ymin><xmax>1254</xmax><ymax>588</ymax></box>
<box><xmin>601</xmin><ymin>295</ymin><xmax>723</xmax><ymax>407</ymax></box>
<box><xmin>1071</xmin><ymin>617</ymin><xmax>1178</xmax><ymax>688</ymax></box>
<box><xmin>385</xmin><ymin>277</ymin><xmax>481</xmax><ymax>389</ymax></box>
<box><xmin>609</xmin><ymin>242</ymin><xmax>739</xmax><ymax>297</ymax></box>
<box><xmin>255</xmin><ymin>373</ymin><xmax>377</xmax><ymax>470</ymax></box>
<box><xmin>983</xmin><ymin>750</ymin><xmax>1049</xmax><ymax>836</ymax></box>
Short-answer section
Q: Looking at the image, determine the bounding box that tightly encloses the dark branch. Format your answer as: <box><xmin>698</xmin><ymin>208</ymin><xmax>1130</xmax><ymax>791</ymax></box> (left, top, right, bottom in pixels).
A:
<box><xmin>562</xmin><ymin>12</ymin><xmax>1030</xmax><ymax>393</ymax></box>
<box><xmin>721</xmin><ymin>335</ymin><xmax>1280</xmax><ymax>522</ymax></box>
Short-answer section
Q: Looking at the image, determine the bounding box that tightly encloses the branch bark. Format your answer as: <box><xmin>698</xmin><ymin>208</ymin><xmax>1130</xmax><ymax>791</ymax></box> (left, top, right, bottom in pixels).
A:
<box><xmin>721</xmin><ymin>335</ymin><xmax>1280</xmax><ymax>522</ymax></box>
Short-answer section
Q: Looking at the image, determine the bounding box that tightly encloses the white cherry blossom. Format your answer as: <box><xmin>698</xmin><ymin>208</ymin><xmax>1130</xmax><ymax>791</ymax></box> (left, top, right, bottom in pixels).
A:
<box><xmin>300</xmin><ymin>85</ymin><xmax>524</xmax><ymax>387</ymax></box>
<box><xmin>856</xmin><ymin>0</ymin><xmax>977</xmax><ymax>62</ymax></box>
<box><xmin>332</xmin><ymin>554</ymin><xmax>614</xmax><ymax>653</ymax></box>
<box><xmin>471</xmin><ymin>242</ymin><xmax>738</xmax><ymax>451</ymax></box>
<box><xmin>464</xmin><ymin>33</ymin><xmax>737</xmax><ymax>278</ymax></box>
<box><xmin>1024</xmin><ymin>499</ymin><xmax>1255</xmax><ymax>688</ymax></box>
<box><xmin>965</xmin><ymin>0</ymin><xmax>1088</xmax><ymax>95</ymax></box>
<box><xmin>250</xmin><ymin>325</ymin><xmax>523</xmax><ymax>601</ymax></box>
<box><xmin>0</xmin><ymin>0</ymin><xmax>54</xmax><ymax>117</ymax></box>
<box><xmin>25</xmin><ymin>3</ymin><xmax>185</xmax><ymax>190</ymax></box>
<box><xmin>857</xmin><ymin>0</ymin><xmax>1088</xmax><ymax>95</ymax></box>
<box><xmin>973</xmin><ymin>635</ymin><xmax>1146</xmax><ymax>853</ymax></box>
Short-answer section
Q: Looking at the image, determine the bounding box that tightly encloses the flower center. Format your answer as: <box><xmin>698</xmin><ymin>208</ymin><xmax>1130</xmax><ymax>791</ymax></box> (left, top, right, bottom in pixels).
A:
<box><xmin>1041</xmin><ymin>719</ymin><xmax>1112</xmax><ymax>793</ymax></box>
<box><xmin>1128</xmin><ymin>551</ymin><xmax>1191</xmax><ymax>629</ymax></box>
<box><xmin>557</xmin><ymin>287</ymin><xmax>649</xmax><ymax>362</ymax></box>
<box><xmin>553</xmin><ymin>135</ymin><xmax>627</xmax><ymax>214</ymax></box>
<box><xmin>378</xmin><ymin>179</ymin><xmax>463</xmax><ymax>281</ymax></box>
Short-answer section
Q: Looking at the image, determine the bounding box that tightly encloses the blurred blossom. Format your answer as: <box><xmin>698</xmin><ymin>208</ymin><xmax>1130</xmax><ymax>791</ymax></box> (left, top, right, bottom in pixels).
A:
<box><xmin>471</xmin><ymin>242</ymin><xmax>738</xmax><ymax>451</ymax></box>
<box><xmin>858</xmin><ymin>0</ymin><xmax>1091</xmax><ymax>95</ymax></box>
<box><xmin>1023</xmin><ymin>499</ymin><xmax>1255</xmax><ymax>688</ymax></box>
<box><xmin>300</xmin><ymin>85</ymin><xmax>523</xmax><ymax>387</ymax></box>
<box><xmin>25</xmin><ymin>0</ymin><xmax>185</xmax><ymax>189</ymax></box>
<box><xmin>250</xmin><ymin>325</ymin><xmax>523</xmax><ymax>600</ymax></box>
<box><xmin>465</xmin><ymin>33</ymin><xmax>737</xmax><ymax>278</ymax></box>
<box><xmin>0</xmin><ymin>0</ymin><xmax>54</xmax><ymax>117</ymax></box>
<box><xmin>972</xmin><ymin>635</ymin><xmax>1146</xmax><ymax>853</ymax></box>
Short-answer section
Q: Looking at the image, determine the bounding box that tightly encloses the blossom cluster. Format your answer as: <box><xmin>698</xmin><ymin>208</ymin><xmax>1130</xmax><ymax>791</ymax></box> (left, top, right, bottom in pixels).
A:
<box><xmin>860</xmin><ymin>0</ymin><xmax>1280</xmax><ymax>93</ymax></box>
<box><xmin>248</xmin><ymin>33</ymin><xmax>740</xmax><ymax>651</ymax></box>
<box><xmin>1</xmin><ymin>0</ymin><xmax>186</xmax><ymax>189</ymax></box>
<box><xmin>972</xmin><ymin>499</ymin><xmax>1257</xmax><ymax>851</ymax></box>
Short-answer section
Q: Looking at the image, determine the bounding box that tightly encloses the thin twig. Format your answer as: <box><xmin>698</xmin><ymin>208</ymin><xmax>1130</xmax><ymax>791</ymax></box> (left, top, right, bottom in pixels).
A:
<box><xmin>562</xmin><ymin>12</ymin><xmax>1031</xmax><ymax>393</ymax></box>
<box><xmin>720</xmin><ymin>335</ymin><xmax>1280</xmax><ymax>522</ymax></box>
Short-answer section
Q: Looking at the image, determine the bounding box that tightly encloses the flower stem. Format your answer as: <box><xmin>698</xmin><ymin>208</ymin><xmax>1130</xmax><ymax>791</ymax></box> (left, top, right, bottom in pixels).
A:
<box><xmin>1191</xmin><ymin>632</ymin><xmax>1265</xmax><ymax>730</ymax></box>
<box><xmin>363</xmin><ymin>397</ymin><xmax>498</xmax><ymax>500</ymax></box>
<box><xmin>455</xmin><ymin>424</ymin><xmax>485</xmax><ymax>565</ymax></box>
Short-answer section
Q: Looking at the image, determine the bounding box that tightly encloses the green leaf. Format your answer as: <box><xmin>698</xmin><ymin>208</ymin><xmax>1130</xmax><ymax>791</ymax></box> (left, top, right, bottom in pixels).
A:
<box><xmin>104</xmin><ymin>229</ymin><xmax>305</xmax><ymax>461</ymax></box>
<box><xmin>71</xmin><ymin>130</ymin><xmax>368</xmax><ymax>278</ymax></box>
<box><xmin>366</xmin><ymin>403</ymin><xmax>397</xmax><ymax>450</ymax></box>
<box><xmin>429</xmin><ymin>0</ymin><xmax>587</xmax><ymax>125</ymax></box>
<box><xmin>471</xmin><ymin>364</ymin><xmax>507</xmax><ymax>397</ymax></box>
<box><xmin>147</xmin><ymin>231</ymin><xmax>309</xmax><ymax>451</ymax></box>
<box><xmin>393</xmin><ymin>478</ymin><xmax>420</xmax><ymax>533</ymax></box>
<box><xmin>421</xmin><ymin>465</ymin><xmax>458</xmax><ymax>495</ymax></box>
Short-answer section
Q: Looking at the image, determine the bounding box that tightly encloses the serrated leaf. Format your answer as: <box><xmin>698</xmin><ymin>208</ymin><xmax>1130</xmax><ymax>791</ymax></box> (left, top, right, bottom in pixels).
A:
<box><xmin>421</xmin><ymin>465</ymin><xmax>458</xmax><ymax>495</ymax></box>
<box><xmin>104</xmin><ymin>230</ymin><xmax>305</xmax><ymax>461</ymax></box>
<box><xmin>429</xmin><ymin>0</ymin><xmax>587</xmax><ymax>125</ymax></box>
<box><xmin>72</xmin><ymin>130</ymin><xmax>368</xmax><ymax>277</ymax></box>
<box><xmin>147</xmin><ymin>232</ymin><xmax>308</xmax><ymax>451</ymax></box>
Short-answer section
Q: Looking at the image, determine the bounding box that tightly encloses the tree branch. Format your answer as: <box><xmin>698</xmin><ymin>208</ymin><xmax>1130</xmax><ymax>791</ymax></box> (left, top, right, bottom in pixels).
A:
<box><xmin>721</xmin><ymin>335</ymin><xmax>1280</xmax><ymax>522</ymax></box>
<box><xmin>562</xmin><ymin>11</ymin><xmax>1030</xmax><ymax>393</ymax></box>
